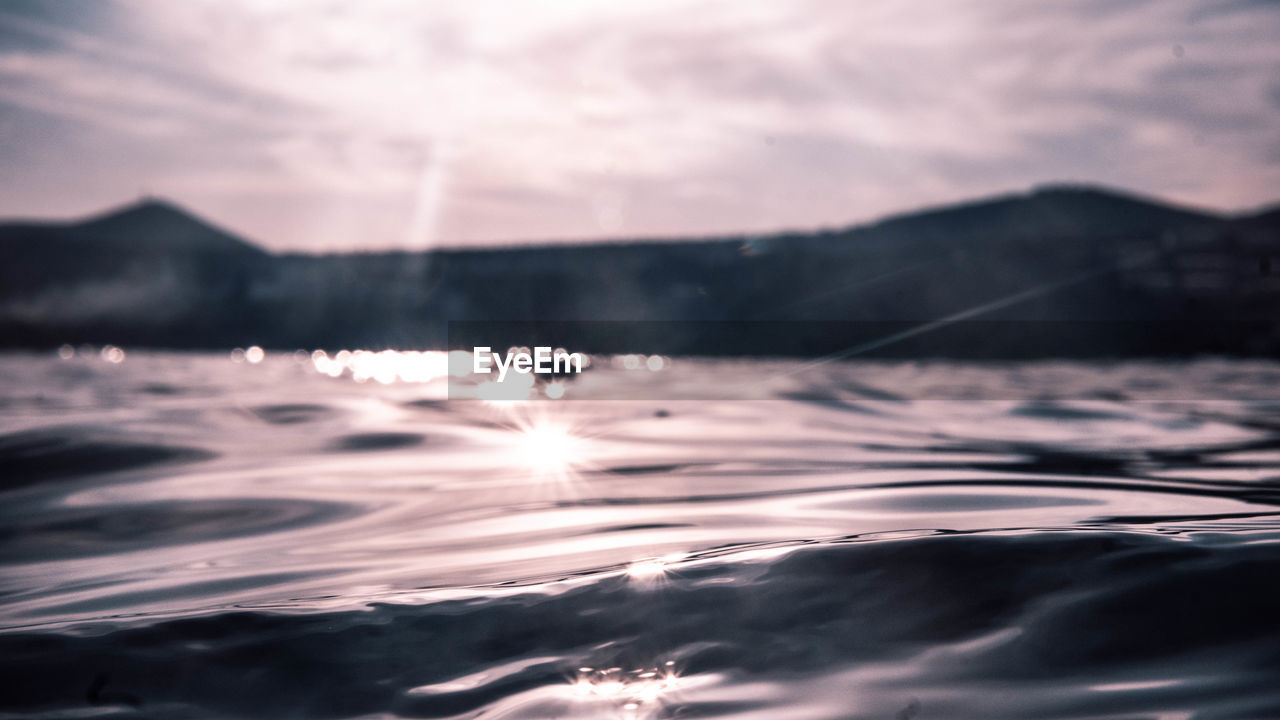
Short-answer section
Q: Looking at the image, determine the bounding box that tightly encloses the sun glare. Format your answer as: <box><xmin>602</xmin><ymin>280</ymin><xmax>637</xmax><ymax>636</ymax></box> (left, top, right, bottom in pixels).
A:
<box><xmin>625</xmin><ymin>552</ymin><xmax>687</xmax><ymax>589</ymax></box>
<box><xmin>485</xmin><ymin>404</ymin><xmax>604</xmax><ymax>490</ymax></box>
<box><xmin>309</xmin><ymin>349</ymin><xmax>453</xmax><ymax>383</ymax></box>
<box><xmin>570</xmin><ymin>662</ymin><xmax>683</xmax><ymax>718</ymax></box>
<box><xmin>514</xmin><ymin>422</ymin><xmax>580</xmax><ymax>476</ymax></box>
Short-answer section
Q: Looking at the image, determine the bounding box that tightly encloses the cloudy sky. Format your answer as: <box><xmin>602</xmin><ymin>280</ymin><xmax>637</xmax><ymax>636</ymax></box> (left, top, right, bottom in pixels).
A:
<box><xmin>1</xmin><ymin>0</ymin><xmax>1278</xmax><ymax>251</ymax></box>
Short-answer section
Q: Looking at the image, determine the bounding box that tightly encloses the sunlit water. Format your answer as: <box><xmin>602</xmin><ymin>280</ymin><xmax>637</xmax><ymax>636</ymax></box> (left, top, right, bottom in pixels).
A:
<box><xmin>2</xmin><ymin>352</ymin><xmax>1280</xmax><ymax>719</ymax></box>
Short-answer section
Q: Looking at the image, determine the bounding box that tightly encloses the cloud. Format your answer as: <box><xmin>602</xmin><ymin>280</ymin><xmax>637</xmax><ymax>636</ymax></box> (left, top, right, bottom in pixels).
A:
<box><xmin>0</xmin><ymin>0</ymin><xmax>1277</xmax><ymax>250</ymax></box>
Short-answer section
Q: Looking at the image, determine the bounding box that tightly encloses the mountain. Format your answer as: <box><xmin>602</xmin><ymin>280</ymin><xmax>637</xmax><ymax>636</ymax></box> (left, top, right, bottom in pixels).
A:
<box><xmin>0</xmin><ymin>200</ymin><xmax>269</xmax><ymax>338</ymax></box>
<box><xmin>72</xmin><ymin>199</ymin><xmax>267</xmax><ymax>257</ymax></box>
<box><xmin>834</xmin><ymin>185</ymin><xmax>1221</xmax><ymax>247</ymax></box>
<box><xmin>0</xmin><ymin>199</ymin><xmax>266</xmax><ymax>286</ymax></box>
<box><xmin>0</xmin><ymin>186</ymin><xmax>1276</xmax><ymax>356</ymax></box>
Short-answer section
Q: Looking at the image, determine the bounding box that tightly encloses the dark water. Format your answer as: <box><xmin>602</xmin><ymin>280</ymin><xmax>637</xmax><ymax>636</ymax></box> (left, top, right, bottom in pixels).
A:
<box><xmin>2</xmin><ymin>352</ymin><xmax>1280</xmax><ymax>719</ymax></box>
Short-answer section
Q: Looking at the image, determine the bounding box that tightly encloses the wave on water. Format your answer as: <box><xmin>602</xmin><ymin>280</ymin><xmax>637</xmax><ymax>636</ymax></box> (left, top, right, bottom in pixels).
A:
<box><xmin>1</xmin><ymin>352</ymin><xmax>1279</xmax><ymax>719</ymax></box>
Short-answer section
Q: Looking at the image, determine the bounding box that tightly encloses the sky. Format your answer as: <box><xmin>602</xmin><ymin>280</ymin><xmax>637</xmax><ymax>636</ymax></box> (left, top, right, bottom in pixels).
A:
<box><xmin>1</xmin><ymin>0</ymin><xmax>1279</xmax><ymax>251</ymax></box>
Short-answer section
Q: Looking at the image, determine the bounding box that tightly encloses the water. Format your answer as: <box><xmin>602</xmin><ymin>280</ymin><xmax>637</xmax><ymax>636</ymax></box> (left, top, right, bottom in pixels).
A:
<box><xmin>2</xmin><ymin>352</ymin><xmax>1280</xmax><ymax>719</ymax></box>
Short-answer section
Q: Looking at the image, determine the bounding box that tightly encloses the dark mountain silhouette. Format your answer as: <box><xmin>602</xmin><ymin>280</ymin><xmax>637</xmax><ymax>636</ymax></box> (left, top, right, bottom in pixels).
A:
<box><xmin>0</xmin><ymin>198</ymin><xmax>264</xmax><ymax>273</ymax></box>
<box><xmin>835</xmin><ymin>185</ymin><xmax>1219</xmax><ymax>247</ymax></box>
<box><xmin>1236</xmin><ymin>204</ymin><xmax>1280</xmax><ymax>230</ymax></box>
<box><xmin>0</xmin><ymin>199</ymin><xmax>266</xmax><ymax>337</ymax></box>
<box><xmin>73</xmin><ymin>198</ymin><xmax>267</xmax><ymax>257</ymax></box>
<box><xmin>0</xmin><ymin>185</ymin><xmax>1276</xmax><ymax>356</ymax></box>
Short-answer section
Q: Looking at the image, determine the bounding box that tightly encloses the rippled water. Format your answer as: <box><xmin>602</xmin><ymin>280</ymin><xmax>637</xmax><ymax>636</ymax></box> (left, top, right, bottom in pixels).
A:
<box><xmin>2</xmin><ymin>352</ymin><xmax>1280</xmax><ymax>719</ymax></box>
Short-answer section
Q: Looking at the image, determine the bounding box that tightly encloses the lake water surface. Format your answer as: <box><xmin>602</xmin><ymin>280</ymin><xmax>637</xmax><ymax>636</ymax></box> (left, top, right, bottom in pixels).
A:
<box><xmin>2</xmin><ymin>352</ymin><xmax>1279</xmax><ymax>719</ymax></box>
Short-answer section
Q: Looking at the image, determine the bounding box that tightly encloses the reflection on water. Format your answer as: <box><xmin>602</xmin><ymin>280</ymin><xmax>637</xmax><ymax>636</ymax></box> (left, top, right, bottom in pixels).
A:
<box><xmin>1</xmin><ymin>351</ymin><xmax>1279</xmax><ymax>719</ymax></box>
<box><xmin>568</xmin><ymin>662</ymin><xmax>686</xmax><ymax>718</ymax></box>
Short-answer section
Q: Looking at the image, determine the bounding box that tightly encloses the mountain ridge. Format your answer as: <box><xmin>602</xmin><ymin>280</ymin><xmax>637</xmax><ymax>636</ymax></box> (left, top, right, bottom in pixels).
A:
<box><xmin>0</xmin><ymin>183</ymin><xmax>1276</xmax><ymax>356</ymax></box>
<box><xmin>0</xmin><ymin>183</ymin><xmax>1247</xmax><ymax>256</ymax></box>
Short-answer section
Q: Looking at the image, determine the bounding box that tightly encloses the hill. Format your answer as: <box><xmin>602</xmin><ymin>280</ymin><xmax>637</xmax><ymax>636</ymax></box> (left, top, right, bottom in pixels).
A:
<box><xmin>0</xmin><ymin>200</ymin><xmax>269</xmax><ymax>335</ymax></box>
<box><xmin>837</xmin><ymin>185</ymin><xmax>1220</xmax><ymax>247</ymax></box>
